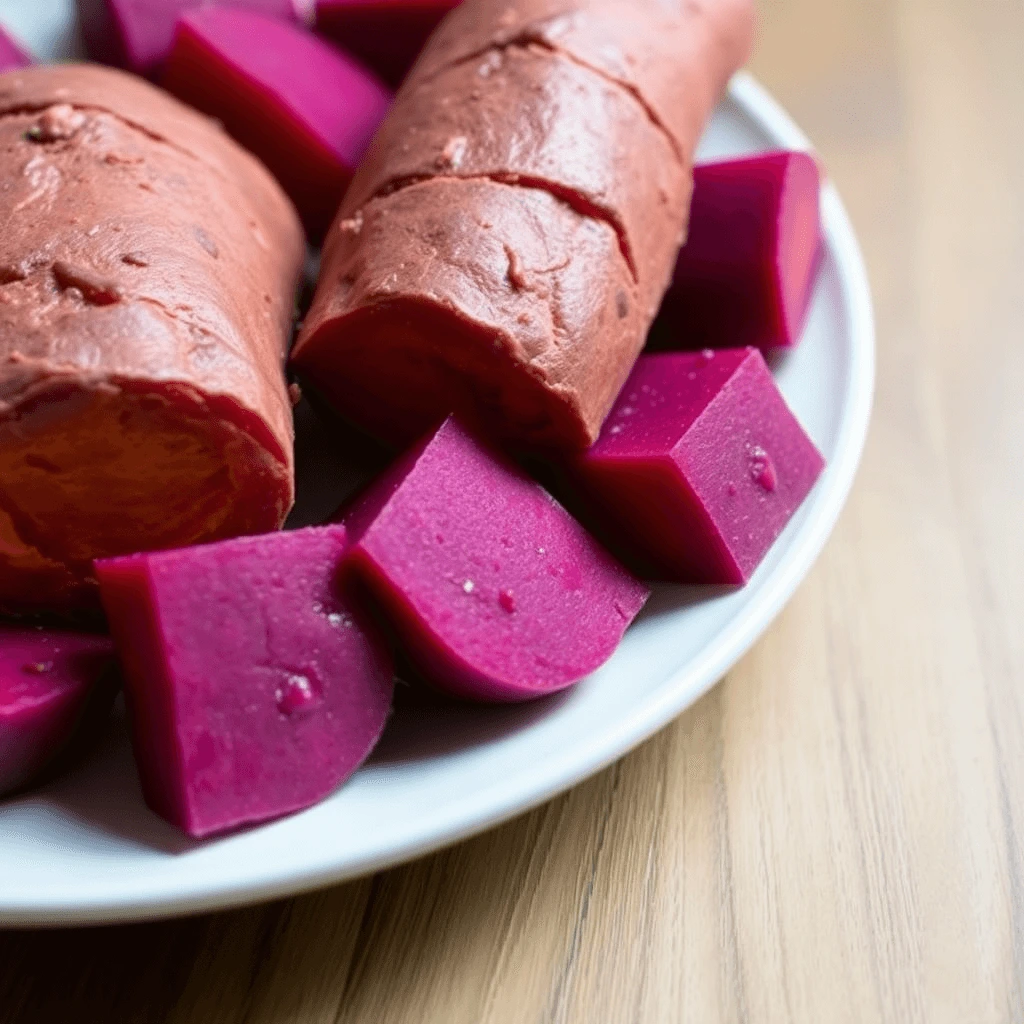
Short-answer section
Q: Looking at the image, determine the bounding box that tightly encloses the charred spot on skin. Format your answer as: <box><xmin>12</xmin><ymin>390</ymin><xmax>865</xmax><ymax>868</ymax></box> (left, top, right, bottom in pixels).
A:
<box><xmin>193</xmin><ymin>226</ymin><xmax>219</xmax><ymax>259</ymax></box>
<box><xmin>121</xmin><ymin>252</ymin><xmax>149</xmax><ymax>268</ymax></box>
<box><xmin>24</xmin><ymin>105</ymin><xmax>87</xmax><ymax>144</ymax></box>
<box><xmin>52</xmin><ymin>261</ymin><xmax>123</xmax><ymax>306</ymax></box>
<box><xmin>616</xmin><ymin>290</ymin><xmax>630</xmax><ymax>319</ymax></box>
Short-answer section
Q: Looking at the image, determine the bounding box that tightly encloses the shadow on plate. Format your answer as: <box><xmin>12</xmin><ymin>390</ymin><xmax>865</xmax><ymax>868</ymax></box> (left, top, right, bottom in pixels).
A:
<box><xmin>10</xmin><ymin>565</ymin><xmax>731</xmax><ymax>856</ymax></box>
<box><xmin>633</xmin><ymin>582</ymin><xmax>736</xmax><ymax>623</ymax></box>
<box><xmin>286</xmin><ymin>397</ymin><xmax>391</xmax><ymax>529</ymax></box>
<box><xmin>25</xmin><ymin>705</ymin><xmax>200</xmax><ymax>856</ymax></box>
<box><xmin>367</xmin><ymin>584</ymin><xmax>735</xmax><ymax>768</ymax></box>
<box><xmin>367</xmin><ymin>681</ymin><xmax>573</xmax><ymax>768</ymax></box>
<box><xmin>19</xmin><ymin>685</ymin><xmax>571</xmax><ymax>854</ymax></box>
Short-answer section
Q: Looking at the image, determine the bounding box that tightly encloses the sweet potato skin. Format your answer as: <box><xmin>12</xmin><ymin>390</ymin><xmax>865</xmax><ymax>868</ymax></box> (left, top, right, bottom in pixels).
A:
<box><xmin>293</xmin><ymin>0</ymin><xmax>756</xmax><ymax>451</ymax></box>
<box><xmin>297</xmin><ymin>176</ymin><xmax>646</xmax><ymax>450</ymax></box>
<box><xmin>0</xmin><ymin>65</ymin><xmax>304</xmax><ymax>614</ymax></box>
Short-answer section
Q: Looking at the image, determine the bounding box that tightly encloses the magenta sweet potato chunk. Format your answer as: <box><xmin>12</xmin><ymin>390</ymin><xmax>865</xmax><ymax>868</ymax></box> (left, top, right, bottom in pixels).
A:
<box><xmin>96</xmin><ymin>526</ymin><xmax>394</xmax><ymax>838</ymax></box>
<box><xmin>0</xmin><ymin>628</ymin><xmax>115</xmax><ymax>797</ymax></box>
<box><xmin>76</xmin><ymin>0</ymin><xmax>302</xmax><ymax>77</ymax></box>
<box><xmin>164</xmin><ymin>8</ymin><xmax>391</xmax><ymax>240</ymax></box>
<box><xmin>315</xmin><ymin>0</ymin><xmax>459</xmax><ymax>87</ymax></box>
<box><xmin>0</xmin><ymin>28</ymin><xmax>31</xmax><ymax>71</ymax></box>
<box><xmin>343</xmin><ymin>417</ymin><xmax>650</xmax><ymax>703</ymax></box>
<box><xmin>658</xmin><ymin>151</ymin><xmax>822</xmax><ymax>351</ymax></box>
<box><xmin>570</xmin><ymin>350</ymin><xmax>825</xmax><ymax>584</ymax></box>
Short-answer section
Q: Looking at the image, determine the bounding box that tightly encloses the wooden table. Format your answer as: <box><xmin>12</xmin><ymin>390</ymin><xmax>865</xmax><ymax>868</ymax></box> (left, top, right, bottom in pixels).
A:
<box><xmin>3</xmin><ymin>0</ymin><xmax>1022</xmax><ymax>1019</ymax></box>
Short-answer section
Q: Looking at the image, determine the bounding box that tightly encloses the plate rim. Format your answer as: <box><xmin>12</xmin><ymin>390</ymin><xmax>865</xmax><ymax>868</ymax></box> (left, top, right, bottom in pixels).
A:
<box><xmin>0</xmin><ymin>71</ymin><xmax>876</xmax><ymax>927</ymax></box>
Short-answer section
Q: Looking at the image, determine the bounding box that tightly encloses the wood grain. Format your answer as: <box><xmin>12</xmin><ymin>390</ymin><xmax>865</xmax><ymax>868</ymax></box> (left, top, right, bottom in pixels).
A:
<box><xmin>2</xmin><ymin>0</ymin><xmax>1022</xmax><ymax>1020</ymax></box>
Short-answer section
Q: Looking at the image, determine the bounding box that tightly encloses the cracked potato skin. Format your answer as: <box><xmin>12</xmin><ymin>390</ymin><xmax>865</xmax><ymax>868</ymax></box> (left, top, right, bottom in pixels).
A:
<box><xmin>292</xmin><ymin>0</ymin><xmax>755</xmax><ymax>452</ymax></box>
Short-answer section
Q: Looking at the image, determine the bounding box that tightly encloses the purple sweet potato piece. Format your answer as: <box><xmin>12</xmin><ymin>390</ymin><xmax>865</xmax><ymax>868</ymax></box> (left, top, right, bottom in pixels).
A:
<box><xmin>164</xmin><ymin>8</ymin><xmax>391</xmax><ymax>241</ymax></box>
<box><xmin>314</xmin><ymin>0</ymin><xmax>459</xmax><ymax>87</ymax></box>
<box><xmin>569</xmin><ymin>350</ymin><xmax>825</xmax><ymax>584</ymax></box>
<box><xmin>0</xmin><ymin>627</ymin><xmax>116</xmax><ymax>797</ymax></box>
<box><xmin>76</xmin><ymin>0</ymin><xmax>303</xmax><ymax>78</ymax></box>
<box><xmin>657</xmin><ymin>150</ymin><xmax>822</xmax><ymax>351</ymax></box>
<box><xmin>343</xmin><ymin>417</ymin><xmax>650</xmax><ymax>704</ymax></box>
<box><xmin>0</xmin><ymin>27</ymin><xmax>31</xmax><ymax>71</ymax></box>
<box><xmin>96</xmin><ymin>525</ymin><xmax>394</xmax><ymax>838</ymax></box>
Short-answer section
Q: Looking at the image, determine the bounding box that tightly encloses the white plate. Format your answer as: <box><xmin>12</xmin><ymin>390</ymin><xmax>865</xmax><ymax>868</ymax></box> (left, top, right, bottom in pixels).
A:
<box><xmin>0</xmin><ymin>2</ymin><xmax>874</xmax><ymax>926</ymax></box>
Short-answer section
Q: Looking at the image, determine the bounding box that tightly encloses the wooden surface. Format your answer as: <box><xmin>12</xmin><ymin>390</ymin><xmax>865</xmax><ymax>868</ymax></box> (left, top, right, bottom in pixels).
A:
<box><xmin>3</xmin><ymin>0</ymin><xmax>1023</xmax><ymax>1019</ymax></box>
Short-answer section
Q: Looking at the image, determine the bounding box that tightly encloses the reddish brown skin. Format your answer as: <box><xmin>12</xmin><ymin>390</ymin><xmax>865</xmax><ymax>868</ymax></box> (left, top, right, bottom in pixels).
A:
<box><xmin>299</xmin><ymin>177</ymin><xmax>644</xmax><ymax>448</ymax></box>
<box><xmin>408</xmin><ymin>0</ymin><xmax>755</xmax><ymax>162</ymax></box>
<box><xmin>293</xmin><ymin>0</ymin><xmax>755</xmax><ymax>452</ymax></box>
<box><xmin>343</xmin><ymin>43</ymin><xmax>689</xmax><ymax>313</ymax></box>
<box><xmin>0</xmin><ymin>65</ymin><xmax>304</xmax><ymax>614</ymax></box>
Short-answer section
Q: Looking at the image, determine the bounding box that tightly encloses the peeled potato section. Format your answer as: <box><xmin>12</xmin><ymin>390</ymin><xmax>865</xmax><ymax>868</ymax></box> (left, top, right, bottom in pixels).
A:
<box><xmin>76</xmin><ymin>0</ymin><xmax>302</xmax><ymax>77</ymax></box>
<box><xmin>164</xmin><ymin>8</ymin><xmax>392</xmax><ymax>241</ymax></box>
<box><xmin>343</xmin><ymin>417</ymin><xmax>650</xmax><ymax>703</ymax></box>
<box><xmin>0</xmin><ymin>628</ymin><xmax>116</xmax><ymax>798</ymax></box>
<box><xmin>656</xmin><ymin>151</ymin><xmax>823</xmax><ymax>351</ymax></box>
<box><xmin>569</xmin><ymin>350</ymin><xmax>826</xmax><ymax>584</ymax></box>
<box><xmin>0</xmin><ymin>28</ymin><xmax>30</xmax><ymax>71</ymax></box>
<box><xmin>97</xmin><ymin>526</ymin><xmax>394</xmax><ymax>838</ymax></box>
